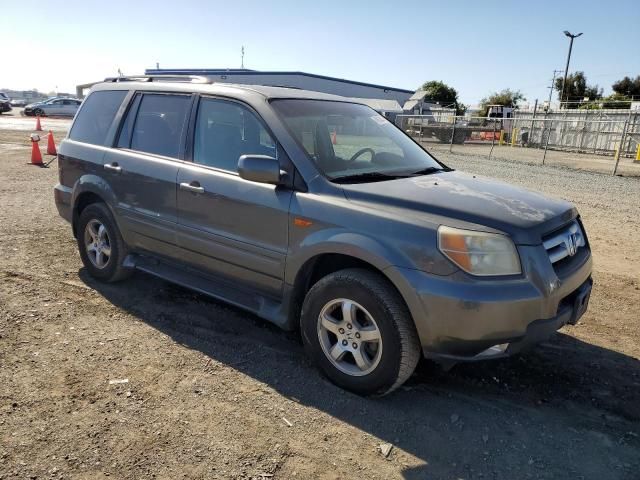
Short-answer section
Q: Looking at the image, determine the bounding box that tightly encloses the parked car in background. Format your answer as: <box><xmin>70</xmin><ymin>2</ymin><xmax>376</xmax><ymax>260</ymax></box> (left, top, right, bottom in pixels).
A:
<box><xmin>24</xmin><ymin>97</ymin><xmax>82</xmax><ymax>117</ymax></box>
<box><xmin>10</xmin><ymin>98</ymin><xmax>29</xmax><ymax>107</ymax></box>
<box><xmin>54</xmin><ymin>78</ymin><xmax>593</xmax><ymax>396</ymax></box>
<box><xmin>0</xmin><ymin>93</ymin><xmax>12</xmax><ymax>114</ymax></box>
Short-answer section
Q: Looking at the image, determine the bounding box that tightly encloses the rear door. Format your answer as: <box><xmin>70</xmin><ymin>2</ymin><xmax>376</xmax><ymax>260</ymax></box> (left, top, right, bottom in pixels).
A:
<box><xmin>47</xmin><ymin>99</ymin><xmax>65</xmax><ymax>115</ymax></box>
<box><xmin>175</xmin><ymin>96</ymin><xmax>291</xmax><ymax>297</ymax></box>
<box><xmin>103</xmin><ymin>92</ymin><xmax>192</xmax><ymax>258</ymax></box>
<box><xmin>62</xmin><ymin>99</ymin><xmax>77</xmax><ymax>116</ymax></box>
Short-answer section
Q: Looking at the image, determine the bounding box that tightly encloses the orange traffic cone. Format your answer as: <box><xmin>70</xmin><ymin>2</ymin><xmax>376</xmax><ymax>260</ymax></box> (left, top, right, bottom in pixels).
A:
<box><xmin>47</xmin><ymin>130</ymin><xmax>57</xmax><ymax>155</ymax></box>
<box><xmin>30</xmin><ymin>135</ymin><xmax>43</xmax><ymax>166</ymax></box>
<box><xmin>35</xmin><ymin>115</ymin><xmax>43</xmax><ymax>132</ymax></box>
<box><xmin>331</xmin><ymin>131</ymin><xmax>337</xmax><ymax>145</ymax></box>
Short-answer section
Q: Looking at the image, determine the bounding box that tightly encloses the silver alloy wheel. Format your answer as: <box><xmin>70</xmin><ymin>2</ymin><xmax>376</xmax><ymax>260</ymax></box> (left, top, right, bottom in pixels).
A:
<box><xmin>317</xmin><ymin>298</ymin><xmax>383</xmax><ymax>376</ymax></box>
<box><xmin>83</xmin><ymin>219</ymin><xmax>112</xmax><ymax>269</ymax></box>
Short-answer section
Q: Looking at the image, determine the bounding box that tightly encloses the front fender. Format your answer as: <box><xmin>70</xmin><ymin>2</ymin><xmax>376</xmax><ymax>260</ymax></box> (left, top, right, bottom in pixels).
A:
<box><xmin>285</xmin><ymin>228</ymin><xmax>411</xmax><ymax>285</ymax></box>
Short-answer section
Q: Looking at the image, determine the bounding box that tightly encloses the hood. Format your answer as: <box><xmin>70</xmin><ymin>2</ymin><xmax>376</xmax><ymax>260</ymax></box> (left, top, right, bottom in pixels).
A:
<box><xmin>341</xmin><ymin>171</ymin><xmax>577</xmax><ymax>244</ymax></box>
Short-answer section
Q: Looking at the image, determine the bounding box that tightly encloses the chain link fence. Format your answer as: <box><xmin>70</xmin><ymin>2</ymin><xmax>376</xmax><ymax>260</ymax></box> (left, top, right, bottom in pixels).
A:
<box><xmin>395</xmin><ymin>113</ymin><xmax>640</xmax><ymax>176</ymax></box>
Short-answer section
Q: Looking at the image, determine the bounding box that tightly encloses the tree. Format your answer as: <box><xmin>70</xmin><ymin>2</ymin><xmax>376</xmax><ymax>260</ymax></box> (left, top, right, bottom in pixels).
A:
<box><xmin>554</xmin><ymin>71</ymin><xmax>602</xmax><ymax>108</ymax></box>
<box><xmin>419</xmin><ymin>80</ymin><xmax>466</xmax><ymax>115</ymax></box>
<box><xmin>600</xmin><ymin>92</ymin><xmax>632</xmax><ymax>109</ymax></box>
<box><xmin>478</xmin><ymin>89</ymin><xmax>525</xmax><ymax>117</ymax></box>
<box><xmin>611</xmin><ymin>76</ymin><xmax>640</xmax><ymax>98</ymax></box>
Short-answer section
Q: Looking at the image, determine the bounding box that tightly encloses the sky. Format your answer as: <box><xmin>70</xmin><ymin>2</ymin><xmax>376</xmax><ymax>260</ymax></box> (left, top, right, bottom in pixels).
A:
<box><xmin>3</xmin><ymin>0</ymin><xmax>640</xmax><ymax>105</ymax></box>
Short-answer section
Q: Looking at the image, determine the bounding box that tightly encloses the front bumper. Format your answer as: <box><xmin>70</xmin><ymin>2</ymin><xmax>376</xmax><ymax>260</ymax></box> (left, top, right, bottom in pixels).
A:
<box><xmin>386</xmin><ymin>244</ymin><xmax>592</xmax><ymax>361</ymax></box>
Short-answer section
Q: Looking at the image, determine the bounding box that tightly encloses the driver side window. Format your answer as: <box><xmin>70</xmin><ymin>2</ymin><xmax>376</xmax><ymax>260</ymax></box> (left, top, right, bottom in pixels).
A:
<box><xmin>193</xmin><ymin>98</ymin><xmax>277</xmax><ymax>172</ymax></box>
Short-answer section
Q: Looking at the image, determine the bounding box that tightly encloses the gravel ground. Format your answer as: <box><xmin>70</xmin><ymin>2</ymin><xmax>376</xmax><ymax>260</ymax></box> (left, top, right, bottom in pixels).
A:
<box><xmin>1</xmin><ymin>124</ymin><xmax>639</xmax><ymax>480</ymax></box>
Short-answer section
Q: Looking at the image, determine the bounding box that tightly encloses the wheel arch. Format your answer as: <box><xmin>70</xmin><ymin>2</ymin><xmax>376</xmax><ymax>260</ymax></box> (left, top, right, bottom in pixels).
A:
<box><xmin>71</xmin><ymin>175</ymin><xmax>118</xmax><ymax>237</ymax></box>
<box><xmin>287</xmin><ymin>249</ymin><xmax>416</xmax><ymax>333</ymax></box>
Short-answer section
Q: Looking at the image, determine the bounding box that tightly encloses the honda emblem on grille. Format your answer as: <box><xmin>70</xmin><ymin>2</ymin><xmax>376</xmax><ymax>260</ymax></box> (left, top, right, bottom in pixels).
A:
<box><xmin>566</xmin><ymin>233</ymin><xmax>578</xmax><ymax>256</ymax></box>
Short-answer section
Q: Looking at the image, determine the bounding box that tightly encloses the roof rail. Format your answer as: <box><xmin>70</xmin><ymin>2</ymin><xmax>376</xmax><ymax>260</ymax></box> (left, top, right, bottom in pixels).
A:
<box><xmin>103</xmin><ymin>74</ymin><xmax>212</xmax><ymax>84</ymax></box>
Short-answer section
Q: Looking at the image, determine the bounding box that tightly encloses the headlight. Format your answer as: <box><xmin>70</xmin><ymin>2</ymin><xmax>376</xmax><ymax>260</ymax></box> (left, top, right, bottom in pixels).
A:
<box><xmin>438</xmin><ymin>226</ymin><xmax>521</xmax><ymax>276</ymax></box>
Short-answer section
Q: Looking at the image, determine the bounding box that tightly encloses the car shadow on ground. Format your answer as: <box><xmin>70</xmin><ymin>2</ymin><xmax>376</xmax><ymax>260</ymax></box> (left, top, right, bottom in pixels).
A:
<box><xmin>80</xmin><ymin>269</ymin><xmax>640</xmax><ymax>479</ymax></box>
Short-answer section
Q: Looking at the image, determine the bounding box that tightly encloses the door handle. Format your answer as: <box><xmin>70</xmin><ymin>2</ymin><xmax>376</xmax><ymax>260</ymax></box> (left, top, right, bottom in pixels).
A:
<box><xmin>180</xmin><ymin>182</ymin><xmax>205</xmax><ymax>194</ymax></box>
<box><xmin>104</xmin><ymin>163</ymin><xmax>122</xmax><ymax>173</ymax></box>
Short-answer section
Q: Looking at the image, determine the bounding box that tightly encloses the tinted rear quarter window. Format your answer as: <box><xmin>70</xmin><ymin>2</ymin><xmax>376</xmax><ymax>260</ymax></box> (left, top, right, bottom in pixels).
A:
<box><xmin>69</xmin><ymin>90</ymin><xmax>127</xmax><ymax>146</ymax></box>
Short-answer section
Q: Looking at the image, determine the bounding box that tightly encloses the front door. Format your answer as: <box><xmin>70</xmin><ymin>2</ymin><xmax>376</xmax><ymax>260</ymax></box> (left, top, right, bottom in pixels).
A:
<box><xmin>176</xmin><ymin>97</ymin><xmax>291</xmax><ymax>297</ymax></box>
<box><xmin>104</xmin><ymin>92</ymin><xmax>192</xmax><ymax>258</ymax></box>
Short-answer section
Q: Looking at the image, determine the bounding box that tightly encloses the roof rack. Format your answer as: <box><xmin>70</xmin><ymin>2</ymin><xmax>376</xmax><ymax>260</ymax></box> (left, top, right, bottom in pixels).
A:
<box><xmin>103</xmin><ymin>74</ymin><xmax>212</xmax><ymax>84</ymax></box>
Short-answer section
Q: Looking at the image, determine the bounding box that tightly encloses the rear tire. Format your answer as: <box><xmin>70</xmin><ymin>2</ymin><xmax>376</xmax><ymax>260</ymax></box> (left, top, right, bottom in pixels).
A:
<box><xmin>76</xmin><ymin>203</ymin><xmax>133</xmax><ymax>282</ymax></box>
<box><xmin>300</xmin><ymin>268</ymin><xmax>420</xmax><ymax>396</ymax></box>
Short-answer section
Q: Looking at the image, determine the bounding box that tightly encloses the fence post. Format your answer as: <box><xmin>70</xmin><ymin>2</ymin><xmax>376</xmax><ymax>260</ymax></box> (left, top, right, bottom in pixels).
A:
<box><xmin>593</xmin><ymin>110</ymin><xmax>602</xmax><ymax>154</ymax></box>
<box><xmin>623</xmin><ymin>109</ymin><xmax>633</xmax><ymax>155</ymax></box>
<box><xmin>578</xmin><ymin>109</ymin><xmax>587</xmax><ymax>152</ymax></box>
<box><xmin>489</xmin><ymin>120</ymin><xmax>497</xmax><ymax>159</ymax></box>
<box><xmin>612</xmin><ymin>119</ymin><xmax>629</xmax><ymax>176</ymax></box>
<box><xmin>542</xmin><ymin>119</ymin><xmax>553</xmax><ymax>165</ymax></box>
<box><xmin>449</xmin><ymin>116</ymin><xmax>456</xmax><ymax>152</ymax></box>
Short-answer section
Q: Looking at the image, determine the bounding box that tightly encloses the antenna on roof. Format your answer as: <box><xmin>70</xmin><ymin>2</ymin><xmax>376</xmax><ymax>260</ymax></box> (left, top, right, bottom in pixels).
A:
<box><xmin>241</xmin><ymin>46</ymin><xmax>245</xmax><ymax>69</ymax></box>
<box><xmin>156</xmin><ymin>62</ymin><xmax>160</xmax><ymax>69</ymax></box>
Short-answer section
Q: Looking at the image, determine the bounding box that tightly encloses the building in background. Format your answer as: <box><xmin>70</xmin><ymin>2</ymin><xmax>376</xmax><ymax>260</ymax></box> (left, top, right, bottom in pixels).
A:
<box><xmin>144</xmin><ymin>68</ymin><xmax>414</xmax><ymax>106</ymax></box>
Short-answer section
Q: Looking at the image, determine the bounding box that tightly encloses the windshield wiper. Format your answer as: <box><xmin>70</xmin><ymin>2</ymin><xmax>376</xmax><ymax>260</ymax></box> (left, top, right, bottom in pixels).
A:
<box><xmin>330</xmin><ymin>171</ymin><xmax>408</xmax><ymax>184</ymax></box>
<box><xmin>409</xmin><ymin>166</ymin><xmax>449</xmax><ymax>176</ymax></box>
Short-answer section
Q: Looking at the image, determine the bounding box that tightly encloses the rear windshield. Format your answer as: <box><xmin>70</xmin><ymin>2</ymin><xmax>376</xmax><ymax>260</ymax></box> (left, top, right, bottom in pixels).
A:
<box><xmin>271</xmin><ymin>99</ymin><xmax>444</xmax><ymax>180</ymax></box>
<box><xmin>69</xmin><ymin>90</ymin><xmax>127</xmax><ymax>146</ymax></box>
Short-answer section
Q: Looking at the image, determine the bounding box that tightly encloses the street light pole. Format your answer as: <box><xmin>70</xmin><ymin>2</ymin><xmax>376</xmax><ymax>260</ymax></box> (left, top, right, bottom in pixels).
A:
<box><xmin>559</xmin><ymin>31</ymin><xmax>583</xmax><ymax>109</ymax></box>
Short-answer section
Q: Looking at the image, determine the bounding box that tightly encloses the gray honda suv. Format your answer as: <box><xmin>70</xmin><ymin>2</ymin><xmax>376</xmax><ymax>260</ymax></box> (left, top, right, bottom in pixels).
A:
<box><xmin>54</xmin><ymin>77</ymin><xmax>592</xmax><ymax>396</ymax></box>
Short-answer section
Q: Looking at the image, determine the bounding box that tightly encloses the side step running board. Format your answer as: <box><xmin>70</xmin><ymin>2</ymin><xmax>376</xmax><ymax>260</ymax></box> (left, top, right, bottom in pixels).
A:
<box><xmin>123</xmin><ymin>254</ymin><xmax>291</xmax><ymax>329</ymax></box>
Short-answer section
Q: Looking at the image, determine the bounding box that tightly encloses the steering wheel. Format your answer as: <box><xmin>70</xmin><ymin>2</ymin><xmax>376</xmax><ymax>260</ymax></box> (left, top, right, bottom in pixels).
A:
<box><xmin>348</xmin><ymin>148</ymin><xmax>376</xmax><ymax>163</ymax></box>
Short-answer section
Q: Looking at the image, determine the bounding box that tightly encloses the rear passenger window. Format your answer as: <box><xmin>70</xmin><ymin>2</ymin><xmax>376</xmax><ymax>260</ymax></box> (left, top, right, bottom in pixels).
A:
<box><xmin>193</xmin><ymin>98</ymin><xmax>277</xmax><ymax>172</ymax></box>
<box><xmin>68</xmin><ymin>90</ymin><xmax>126</xmax><ymax>145</ymax></box>
<box><xmin>129</xmin><ymin>94</ymin><xmax>190</xmax><ymax>158</ymax></box>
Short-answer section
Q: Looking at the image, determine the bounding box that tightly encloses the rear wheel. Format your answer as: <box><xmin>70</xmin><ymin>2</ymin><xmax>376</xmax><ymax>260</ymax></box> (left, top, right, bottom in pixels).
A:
<box><xmin>301</xmin><ymin>268</ymin><xmax>420</xmax><ymax>396</ymax></box>
<box><xmin>76</xmin><ymin>203</ymin><xmax>132</xmax><ymax>282</ymax></box>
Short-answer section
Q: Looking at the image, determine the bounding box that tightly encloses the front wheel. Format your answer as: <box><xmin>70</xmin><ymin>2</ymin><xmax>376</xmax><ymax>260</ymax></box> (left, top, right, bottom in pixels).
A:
<box><xmin>76</xmin><ymin>203</ymin><xmax>133</xmax><ymax>282</ymax></box>
<box><xmin>301</xmin><ymin>268</ymin><xmax>420</xmax><ymax>396</ymax></box>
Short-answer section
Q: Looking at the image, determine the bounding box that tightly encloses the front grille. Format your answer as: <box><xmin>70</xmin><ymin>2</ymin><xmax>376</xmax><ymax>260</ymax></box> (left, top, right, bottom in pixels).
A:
<box><xmin>543</xmin><ymin>220</ymin><xmax>586</xmax><ymax>265</ymax></box>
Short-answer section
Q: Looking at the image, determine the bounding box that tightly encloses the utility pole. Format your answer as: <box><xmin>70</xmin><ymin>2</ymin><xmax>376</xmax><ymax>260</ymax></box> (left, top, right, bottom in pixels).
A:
<box><xmin>547</xmin><ymin>69</ymin><xmax>563</xmax><ymax>110</ymax></box>
<box><xmin>560</xmin><ymin>31</ymin><xmax>583</xmax><ymax>109</ymax></box>
<box><xmin>241</xmin><ymin>46</ymin><xmax>245</xmax><ymax>69</ymax></box>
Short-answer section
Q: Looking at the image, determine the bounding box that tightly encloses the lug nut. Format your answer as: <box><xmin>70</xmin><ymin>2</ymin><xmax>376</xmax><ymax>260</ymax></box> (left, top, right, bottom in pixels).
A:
<box><xmin>355</xmin><ymin>332</ymin><xmax>360</xmax><ymax>339</ymax></box>
<box><xmin>352</xmin><ymin>343</ymin><xmax>358</xmax><ymax>349</ymax></box>
<box><xmin>347</xmin><ymin>323</ymin><xmax>352</xmax><ymax>329</ymax></box>
<box><xmin>338</xmin><ymin>328</ymin><xmax>345</xmax><ymax>334</ymax></box>
<box><xmin>342</xmin><ymin>340</ymin><xmax>348</xmax><ymax>346</ymax></box>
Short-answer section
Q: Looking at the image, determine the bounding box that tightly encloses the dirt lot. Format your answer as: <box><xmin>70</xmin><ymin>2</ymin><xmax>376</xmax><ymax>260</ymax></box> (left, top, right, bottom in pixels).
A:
<box><xmin>1</xmin><ymin>121</ymin><xmax>639</xmax><ymax>480</ymax></box>
<box><xmin>423</xmin><ymin>142</ymin><xmax>640</xmax><ymax>177</ymax></box>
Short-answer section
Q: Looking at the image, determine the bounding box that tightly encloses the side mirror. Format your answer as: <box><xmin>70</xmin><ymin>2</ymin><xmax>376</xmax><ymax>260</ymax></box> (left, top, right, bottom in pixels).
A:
<box><xmin>238</xmin><ymin>155</ymin><xmax>284</xmax><ymax>185</ymax></box>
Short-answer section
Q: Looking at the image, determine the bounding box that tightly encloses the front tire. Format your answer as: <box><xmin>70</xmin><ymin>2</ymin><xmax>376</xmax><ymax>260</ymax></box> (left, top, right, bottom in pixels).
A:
<box><xmin>76</xmin><ymin>203</ymin><xmax>132</xmax><ymax>282</ymax></box>
<box><xmin>301</xmin><ymin>268</ymin><xmax>420</xmax><ymax>396</ymax></box>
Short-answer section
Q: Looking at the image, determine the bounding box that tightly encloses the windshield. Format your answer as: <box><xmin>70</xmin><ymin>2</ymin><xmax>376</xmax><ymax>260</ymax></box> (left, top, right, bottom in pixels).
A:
<box><xmin>271</xmin><ymin>99</ymin><xmax>446</xmax><ymax>181</ymax></box>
